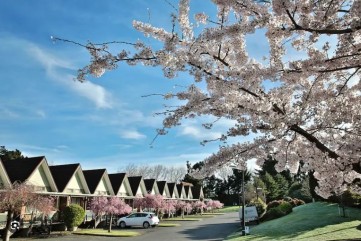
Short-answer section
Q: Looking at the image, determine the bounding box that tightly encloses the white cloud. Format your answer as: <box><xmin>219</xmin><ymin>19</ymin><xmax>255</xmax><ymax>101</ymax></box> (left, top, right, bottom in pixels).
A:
<box><xmin>35</xmin><ymin>110</ymin><xmax>46</xmax><ymax>118</ymax></box>
<box><xmin>25</xmin><ymin>42</ymin><xmax>113</xmax><ymax>109</ymax></box>
<box><xmin>120</xmin><ymin>129</ymin><xmax>146</xmax><ymax>140</ymax></box>
<box><xmin>180</xmin><ymin>125</ymin><xmax>222</xmax><ymax>140</ymax></box>
<box><xmin>67</xmin><ymin>77</ymin><xmax>113</xmax><ymax>109</ymax></box>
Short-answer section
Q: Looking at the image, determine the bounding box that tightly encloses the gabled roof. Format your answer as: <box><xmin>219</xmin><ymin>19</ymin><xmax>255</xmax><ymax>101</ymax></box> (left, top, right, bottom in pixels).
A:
<box><xmin>1</xmin><ymin>156</ymin><xmax>58</xmax><ymax>192</ymax></box>
<box><xmin>177</xmin><ymin>184</ymin><xmax>186</xmax><ymax>199</ymax></box>
<box><xmin>144</xmin><ymin>179</ymin><xmax>159</xmax><ymax>194</ymax></box>
<box><xmin>49</xmin><ymin>163</ymin><xmax>79</xmax><ymax>192</ymax></box>
<box><xmin>108</xmin><ymin>173</ymin><xmax>126</xmax><ymax>194</ymax></box>
<box><xmin>157</xmin><ymin>181</ymin><xmax>166</xmax><ymax>195</ymax></box>
<box><xmin>167</xmin><ymin>182</ymin><xmax>178</xmax><ymax>198</ymax></box>
<box><xmin>144</xmin><ymin>179</ymin><xmax>155</xmax><ymax>193</ymax></box>
<box><xmin>192</xmin><ymin>186</ymin><xmax>204</xmax><ymax>200</ymax></box>
<box><xmin>0</xmin><ymin>158</ymin><xmax>11</xmax><ymax>188</ymax></box>
<box><xmin>2</xmin><ymin>156</ymin><xmax>44</xmax><ymax>184</ymax></box>
<box><xmin>83</xmin><ymin>169</ymin><xmax>114</xmax><ymax>195</ymax></box>
<box><xmin>49</xmin><ymin>163</ymin><xmax>90</xmax><ymax>193</ymax></box>
<box><xmin>128</xmin><ymin>176</ymin><xmax>144</xmax><ymax>196</ymax></box>
<box><xmin>184</xmin><ymin>185</ymin><xmax>192</xmax><ymax>199</ymax></box>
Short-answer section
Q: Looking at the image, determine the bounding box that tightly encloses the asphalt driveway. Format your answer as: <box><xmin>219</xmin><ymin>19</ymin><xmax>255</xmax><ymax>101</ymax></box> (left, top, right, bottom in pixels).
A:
<box><xmin>19</xmin><ymin>212</ymin><xmax>240</xmax><ymax>241</ymax></box>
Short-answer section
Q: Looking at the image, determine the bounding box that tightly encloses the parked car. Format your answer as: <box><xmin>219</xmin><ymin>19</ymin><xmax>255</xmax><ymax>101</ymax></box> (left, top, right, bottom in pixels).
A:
<box><xmin>117</xmin><ymin>212</ymin><xmax>159</xmax><ymax>229</ymax></box>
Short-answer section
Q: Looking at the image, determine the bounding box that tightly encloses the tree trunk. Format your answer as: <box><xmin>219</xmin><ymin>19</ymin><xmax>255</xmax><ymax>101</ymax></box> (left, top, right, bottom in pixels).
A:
<box><xmin>94</xmin><ymin>216</ymin><xmax>101</xmax><ymax>229</ymax></box>
<box><xmin>108</xmin><ymin>215</ymin><xmax>112</xmax><ymax>233</ymax></box>
<box><xmin>26</xmin><ymin>211</ymin><xmax>35</xmax><ymax>237</ymax></box>
<box><xmin>3</xmin><ymin>210</ymin><xmax>13</xmax><ymax>241</ymax></box>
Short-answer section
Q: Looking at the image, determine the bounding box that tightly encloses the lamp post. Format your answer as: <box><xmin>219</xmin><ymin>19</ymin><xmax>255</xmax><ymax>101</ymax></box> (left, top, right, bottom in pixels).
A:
<box><xmin>240</xmin><ymin>169</ymin><xmax>246</xmax><ymax>236</ymax></box>
<box><xmin>230</xmin><ymin>162</ymin><xmax>246</xmax><ymax>236</ymax></box>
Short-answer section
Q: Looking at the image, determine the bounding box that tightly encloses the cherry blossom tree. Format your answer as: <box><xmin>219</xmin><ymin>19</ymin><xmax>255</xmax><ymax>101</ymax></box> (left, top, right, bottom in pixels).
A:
<box><xmin>133</xmin><ymin>195</ymin><xmax>144</xmax><ymax>212</ymax></box>
<box><xmin>207</xmin><ymin>200</ymin><xmax>224</xmax><ymax>213</ymax></box>
<box><xmin>104</xmin><ymin>197</ymin><xmax>131</xmax><ymax>232</ymax></box>
<box><xmin>0</xmin><ymin>183</ymin><xmax>55</xmax><ymax>241</ymax></box>
<box><xmin>184</xmin><ymin>202</ymin><xmax>193</xmax><ymax>215</ymax></box>
<box><xmin>90</xmin><ymin>196</ymin><xmax>131</xmax><ymax>232</ymax></box>
<box><xmin>162</xmin><ymin>199</ymin><xmax>176</xmax><ymax>218</ymax></box>
<box><xmin>56</xmin><ymin>0</ymin><xmax>361</xmax><ymax>198</ymax></box>
<box><xmin>175</xmin><ymin>200</ymin><xmax>187</xmax><ymax>218</ymax></box>
<box><xmin>142</xmin><ymin>194</ymin><xmax>164</xmax><ymax>215</ymax></box>
<box><xmin>89</xmin><ymin>196</ymin><xmax>108</xmax><ymax>228</ymax></box>
<box><xmin>193</xmin><ymin>200</ymin><xmax>207</xmax><ymax>215</ymax></box>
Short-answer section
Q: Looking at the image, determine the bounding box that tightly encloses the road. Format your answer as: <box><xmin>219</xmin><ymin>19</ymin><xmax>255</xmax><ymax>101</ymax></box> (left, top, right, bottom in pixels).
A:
<box><xmin>24</xmin><ymin>212</ymin><xmax>240</xmax><ymax>241</ymax></box>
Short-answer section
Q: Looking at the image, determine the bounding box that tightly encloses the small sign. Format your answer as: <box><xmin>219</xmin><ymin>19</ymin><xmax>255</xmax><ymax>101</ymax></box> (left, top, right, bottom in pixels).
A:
<box><xmin>239</xmin><ymin>206</ymin><xmax>258</xmax><ymax>223</ymax></box>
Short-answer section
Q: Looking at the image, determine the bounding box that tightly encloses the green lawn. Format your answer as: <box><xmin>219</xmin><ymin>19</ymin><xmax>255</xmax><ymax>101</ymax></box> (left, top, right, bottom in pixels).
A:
<box><xmin>162</xmin><ymin>217</ymin><xmax>202</xmax><ymax>221</ymax></box>
<box><xmin>158</xmin><ymin>223</ymin><xmax>180</xmax><ymax>227</ymax></box>
<box><xmin>73</xmin><ymin>229</ymin><xmax>141</xmax><ymax>237</ymax></box>
<box><xmin>226</xmin><ymin>202</ymin><xmax>361</xmax><ymax>241</ymax></box>
<box><xmin>221</xmin><ymin>206</ymin><xmax>240</xmax><ymax>213</ymax></box>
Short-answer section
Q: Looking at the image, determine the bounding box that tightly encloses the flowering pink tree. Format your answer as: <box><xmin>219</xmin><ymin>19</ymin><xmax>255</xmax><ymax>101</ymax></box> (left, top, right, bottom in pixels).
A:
<box><xmin>207</xmin><ymin>200</ymin><xmax>224</xmax><ymax>213</ymax></box>
<box><xmin>162</xmin><ymin>200</ymin><xmax>176</xmax><ymax>218</ymax></box>
<box><xmin>175</xmin><ymin>200</ymin><xmax>186</xmax><ymax>219</ymax></box>
<box><xmin>89</xmin><ymin>196</ymin><xmax>108</xmax><ymax>228</ymax></box>
<box><xmin>0</xmin><ymin>183</ymin><xmax>55</xmax><ymax>241</ymax></box>
<box><xmin>193</xmin><ymin>201</ymin><xmax>206</xmax><ymax>215</ymax></box>
<box><xmin>142</xmin><ymin>194</ymin><xmax>164</xmax><ymax>212</ymax></box>
<box><xmin>90</xmin><ymin>196</ymin><xmax>131</xmax><ymax>232</ymax></box>
<box><xmin>184</xmin><ymin>203</ymin><xmax>193</xmax><ymax>215</ymax></box>
<box><xmin>133</xmin><ymin>195</ymin><xmax>144</xmax><ymax>212</ymax></box>
<box><xmin>104</xmin><ymin>197</ymin><xmax>132</xmax><ymax>232</ymax></box>
<box><xmin>59</xmin><ymin>0</ymin><xmax>361</xmax><ymax>198</ymax></box>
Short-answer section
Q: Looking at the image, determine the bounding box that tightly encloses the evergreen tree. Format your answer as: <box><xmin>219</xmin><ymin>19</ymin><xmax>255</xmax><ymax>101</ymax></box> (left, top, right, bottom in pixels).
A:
<box><xmin>274</xmin><ymin>174</ymin><xmax>289</xmax><ymax>199</ymax></box>
<box><xmin>262</xmin><ymin>172</ymin><xmax>280</xmax><ymax>202</ymax></box>
<box><xmin>0</xmin><ymin>146</ymin><xmax>24</xmax><ymax>161</ymax></box>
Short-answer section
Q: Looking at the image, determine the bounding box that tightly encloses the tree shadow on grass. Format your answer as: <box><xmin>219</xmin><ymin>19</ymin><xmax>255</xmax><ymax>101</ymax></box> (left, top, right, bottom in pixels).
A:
<box><xmin>178</xmin><ymin>222</ymin><xmax>239</xmax><ymax>241</ymax></box>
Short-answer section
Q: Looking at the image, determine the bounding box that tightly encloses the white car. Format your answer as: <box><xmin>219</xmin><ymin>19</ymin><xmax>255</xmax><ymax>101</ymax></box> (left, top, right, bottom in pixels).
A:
<box><xmin>117</xmin><ymin>212</ymin><xmax>159</xmax><ymax>229</ymax></box>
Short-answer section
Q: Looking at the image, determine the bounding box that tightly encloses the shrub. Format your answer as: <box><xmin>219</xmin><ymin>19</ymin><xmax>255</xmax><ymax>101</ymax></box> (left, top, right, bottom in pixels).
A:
<box><xmin>63</xmin><ymin>204</ymin><xmax>85</xmax><ymax>229</ymax></box>
<box><xmin>248</xmin><ymin>198</ymin><xmax>267</xmax><ymax>216</ymax></box>
<box><xmin>342</xmin><ymin>190</ymin><xmax>361</xmax><ymax>207</ymax></box>
<box><xmin>262</xmin><ymin>207</ymin><xmax>285</xmax><ymax>221</ymax></box>
<box><xmin>285</xmin><ymin>197</ymin><xmax>305</xmax><ymax>207</ymax></box>
<box><xmin>278</xmin><ymin>201</ymin><xmax>293</xmax><ymax>215</ymax></box>
<box><xmin>267</xmin><ymin>200</ymin><xmax>282</xmax><ymax>209</ymax></box>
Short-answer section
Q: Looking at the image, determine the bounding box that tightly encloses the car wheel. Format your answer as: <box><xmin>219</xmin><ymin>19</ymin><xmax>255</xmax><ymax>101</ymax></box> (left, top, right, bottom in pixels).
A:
<box><xmin>143</xmin><ymin>221</ymin><xmax>150</xmax><ymax>229</ymax></box>
<box><xmin>119</xmin><ymin>221</ymin><xmax>126</xmax><ymax>228</ymax></box>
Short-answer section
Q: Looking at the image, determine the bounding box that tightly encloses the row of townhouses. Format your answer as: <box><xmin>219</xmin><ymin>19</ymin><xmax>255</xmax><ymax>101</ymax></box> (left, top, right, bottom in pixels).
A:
<box><xmin>0</xmin><ymin>156</ymin><xmax>204</xmax><ymax>222</ymax></box>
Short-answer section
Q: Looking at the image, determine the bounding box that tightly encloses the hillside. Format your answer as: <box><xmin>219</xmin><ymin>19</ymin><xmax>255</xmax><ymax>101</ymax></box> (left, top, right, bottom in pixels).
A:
<box><xmin>227</xmin><ymin>202</ymin><xmax>361</xmax><ymax>241</ymax></box>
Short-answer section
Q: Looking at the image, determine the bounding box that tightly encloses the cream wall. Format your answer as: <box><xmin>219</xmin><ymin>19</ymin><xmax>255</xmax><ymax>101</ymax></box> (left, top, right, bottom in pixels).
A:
<box><xmin>28</xmin><ymin>165</ymin><xmax>51</xmax><ymax>192</ymax></box>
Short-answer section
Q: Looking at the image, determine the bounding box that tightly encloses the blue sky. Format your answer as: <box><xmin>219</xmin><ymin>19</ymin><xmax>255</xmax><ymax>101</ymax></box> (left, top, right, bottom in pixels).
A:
<box><xmin>0</xmin><ymin>0</ymin><xmax>264</xmax><ymax>171</ymax></box>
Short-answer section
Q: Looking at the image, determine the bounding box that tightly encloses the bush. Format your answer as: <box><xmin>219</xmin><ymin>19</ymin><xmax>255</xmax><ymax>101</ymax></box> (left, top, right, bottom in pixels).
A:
<box><xmin>278</xmin><ymin>201</ymin><xmax>293</xmax><ymax>215</ymax></box>
<box><xmin>262</xmin><ymin>207</ymin><xmax>285</xmax><ymax>221</ymax></box>
<box><xmin>291</xmin><ymin>198</ymin><xmax>305</xmax><ymax>207</ymax></box>
<box><xmin>63</xmin><ymin>204</ymin><xmax>85</xmax><ymax>229</ymax></box>
<box><xmin>267</xmin><ymin>200</ymin><xmax>282</xmax><ymax>209</ymax></box>
<box><xmin>342</xmin><ymin>190</ymin><xmax>361</xmax><ymax>207</ymax></box>
<box><xmin>248</xmin><ymin>198</ymin><xmax>267</xmax><ymax>216</ymax></box>
<box><xmin>288</xmin><ymin>180</ymin><xmax>313</xmax><ymax>203</ymax></box>
<box><xmin>261</xmin><ymin>199</ymin><xmax>295</xmax><ymax>222</ymax></box>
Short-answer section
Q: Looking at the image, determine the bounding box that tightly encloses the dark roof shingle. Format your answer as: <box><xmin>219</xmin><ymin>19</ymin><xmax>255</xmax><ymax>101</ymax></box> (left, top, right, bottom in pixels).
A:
<box><xmin>49</xmin><ymin>164</ymin><xmax>80</xmax><ymax>192</ymax></box>
<box><xmin>108</xmin><ymin>173</ymin><xmax>126</xmax><ymax>194</ymax></box>
<box><xmin>143</xmin><ymin>179</ymin><xmax>156</xmax><ymax>193</ymax></box>
<box><xmin>2</xmin><ymin>156</ymin><xmax>44</xmax><ymax>184</ymax></box>
<box><xmin>128</xmin><ymin>176</ymin><xmax>142</xmax><ymax>196</ymax></box>
<box><xmin>83</xmin><ymin>169</ymin><xmax>106</xmax><ymax>194</ymax></box>
<box><xmin>157</xmin><ymin>181</ymin><xmax>166</xmax><ymax>195</ymax></box>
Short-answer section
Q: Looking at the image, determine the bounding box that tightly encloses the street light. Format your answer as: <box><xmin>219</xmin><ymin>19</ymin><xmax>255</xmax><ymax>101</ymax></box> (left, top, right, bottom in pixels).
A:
<box><xmin>230</xmin><ymin>162</ymin><xmax>247</xmax><ymax>236</ymax></box>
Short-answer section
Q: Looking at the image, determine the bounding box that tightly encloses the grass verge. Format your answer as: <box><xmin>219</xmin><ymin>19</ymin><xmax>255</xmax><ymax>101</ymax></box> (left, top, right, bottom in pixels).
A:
<box><xmin>158</xmin><ymin>223</ymin><xmax>181</xmax><ymax>227</ymax></box>
<box><xmin>73</xmin><ymin>229</ymin><xmax>141</xmax><ymax>237</ymax></box>
<box><xmin>163</xmin><ymin>217</ymin><xmax>202</xmax><ymax>221</ymax></box>
<box><xmin>226</xmin><ymin>202</ymin><xmax>361</xmax><ymax>241</ymax></box>
<box><xmin>221</xmin><ymin>206</ymin><xmax>240</xmax><ymax>213</ymax></box>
